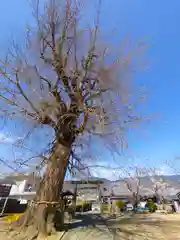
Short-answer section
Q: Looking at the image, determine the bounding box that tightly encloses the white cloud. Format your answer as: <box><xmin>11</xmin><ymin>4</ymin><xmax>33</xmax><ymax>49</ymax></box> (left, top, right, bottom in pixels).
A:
<box><xmin>69</xmin><ymin>158</ymin><xmax>177</xmax><ymax>181</ymax></box>
<box><xmin>156</xmin><ymin>165</ymin><xmax>175</xmax><ymax>176</ymax></box>
<box><xmin>90</xmin><ymin>167</ymin><xmax>120</xmax><ymax>181</ymax></box>
<box><xmin>83</xmin><ymin>163</ymin><xmax>176</xmax><ymax>181</ymax></box>
<box><xmin>0</xmin><ymin>133</ymin><xmax>14</xmax><ymax>144</ymax></box>
<box><xmin>70</xmin><ymin>164</ymin><xmax>122</xmax><ymax>181</ymax></box>
<box><xmin>88</xmin><ymin>164</ymin><xmax>130</xmax><ymax>181</ymax></box>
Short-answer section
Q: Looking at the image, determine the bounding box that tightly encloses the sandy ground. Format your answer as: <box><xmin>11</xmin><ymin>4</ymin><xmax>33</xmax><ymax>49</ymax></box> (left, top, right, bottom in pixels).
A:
<box><xmin>64</xmin><ymin>213</ymin><xmax>180</xmax><ymax>240</ymax></box>
<box><xmin>110</xmin><ymin>213</ymin><xmax>180</xmax><ymax>239</ymax></box>
<box><xmin>0</xmin><ymin>213</ymin><xmax>180</xmax><ymax>239</ymax></box>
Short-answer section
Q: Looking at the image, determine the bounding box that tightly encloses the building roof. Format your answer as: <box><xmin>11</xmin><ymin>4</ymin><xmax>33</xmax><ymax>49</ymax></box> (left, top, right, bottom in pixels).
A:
<box><xmin>0</xmin><ymin>178</ymin><xmax>15</xmax><ymax>185</ymax></box>
<box><xmin>64</xmin><ymin>180</ymin><xmax>104</xmax><ymax>184</ymax></box>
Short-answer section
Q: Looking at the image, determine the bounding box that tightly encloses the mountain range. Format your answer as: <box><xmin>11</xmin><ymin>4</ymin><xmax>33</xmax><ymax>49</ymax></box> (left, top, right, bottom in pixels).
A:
<box><xmin>87</xmin><ymin>175</ymin><xmax>180</xmax><ymax>185</ymax></box>
<box><xmin>87</xmin><ymin>175</ymin><xmax>180</xmax><ymax>197</ymax></box>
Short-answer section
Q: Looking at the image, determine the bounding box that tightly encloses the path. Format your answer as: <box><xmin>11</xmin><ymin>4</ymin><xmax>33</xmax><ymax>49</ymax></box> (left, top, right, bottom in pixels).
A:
<box><xmin>62</xmin><ymin>213</ymin><xmax>133</xmax><ymax>240</ymax></box>
<box><xmin>62</xmin><ymin>213</ymin><xmax>114</xmax><ymax>240</ymax></box>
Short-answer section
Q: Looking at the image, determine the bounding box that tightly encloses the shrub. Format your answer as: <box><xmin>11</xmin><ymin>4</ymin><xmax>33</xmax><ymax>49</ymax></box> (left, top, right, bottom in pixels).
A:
<box><xmin>146</xmin><ymin>200</ymin><xmax>157</xmax><ymax>212</ymax></box>
<box><xmin>116</xmin><ymin>200</ymin><xmax>126</xmax><ymax>210</ymax></box>
<box><xmin>82</xmin><ymin>202</ymin><xmax>89</xmax><ymax>207</ymax></box>
<box><xmin>102</xmin><ymin>204</ymin><xmax>108</xmax><ymax>211</ymax></box>
<box><xmin>75</xmin><ymin>204</ymin><xmax>82</xmax><ymax>212</ymax></box>
<box><xmin>75</xmin><ymin>202</ymin><xmax>91</xmax><ymax>212</ymax></box>
<box><xmin>6</xmin><ymin>213</ymin><xmax>24</xmax><ymax>224</ymax></box>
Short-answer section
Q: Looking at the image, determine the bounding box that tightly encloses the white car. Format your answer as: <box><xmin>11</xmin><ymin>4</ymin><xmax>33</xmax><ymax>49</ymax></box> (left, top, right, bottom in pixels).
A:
<box><xmin>126</xmin><ymin>203</ymin><xmax>133</xmax><ymax>211</ymax></box>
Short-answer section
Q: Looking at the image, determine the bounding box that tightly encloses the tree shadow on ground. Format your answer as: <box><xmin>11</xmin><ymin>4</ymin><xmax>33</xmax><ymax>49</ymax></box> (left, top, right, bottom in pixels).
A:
<box><xmin>104</xmin><ymin>214</ymin><xmax>179</xmax><ymax>239</ymax></box>
<box><xmin>59</xmin><ymin>213</ymin><xmax>178</xmax><ymax>240</ymax></box>
<box><xmin>69</xmin><ymin>214</ymin><xmax>104</xmax><ymax>229</ymax></box>
<box><xmin>60</xmin><ymin>214</ymin><xmax>148</xmax><ymax>239</ymax></box>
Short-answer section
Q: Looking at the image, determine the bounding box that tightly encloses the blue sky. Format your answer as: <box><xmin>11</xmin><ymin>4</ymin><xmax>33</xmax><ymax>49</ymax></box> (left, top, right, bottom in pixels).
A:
<box><xmin>0</xmin><ymin>0</ymin><xmax>180</xmax><ymax>178</ymax></box>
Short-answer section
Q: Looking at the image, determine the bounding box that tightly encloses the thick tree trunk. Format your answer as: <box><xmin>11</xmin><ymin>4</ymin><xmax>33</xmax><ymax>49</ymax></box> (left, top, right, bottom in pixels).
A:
<box><xmin>21</xmin><ymin>141</ymin><xmax>71</xmax><ymax>238</ymax></box>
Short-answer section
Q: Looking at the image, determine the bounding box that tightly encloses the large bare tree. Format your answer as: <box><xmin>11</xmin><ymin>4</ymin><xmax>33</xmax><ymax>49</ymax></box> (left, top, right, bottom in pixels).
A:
<box><xmin>122</xmin><ymin>166</ymin><xmax>149</xmax><ymax>204</ymax></box>
<box><xmin>0</xmin><ymin>0</ymin><xmax>147</xmax><ymax>238</ymax></box>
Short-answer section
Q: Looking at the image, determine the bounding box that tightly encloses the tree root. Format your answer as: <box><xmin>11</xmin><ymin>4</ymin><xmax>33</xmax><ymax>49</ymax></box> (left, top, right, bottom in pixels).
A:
<box><xmin>7</xmin><ymin>225</ymin><xmax>38</xmax><ymax>240</ymax></box>
<box><xmin>7</xmin><ymin>210</ymin><xmax>64</xmax><ymax>239</ymax></box>
<box><xmin>5</xmin><ymin>200</ymin><xmax>66</xmax><ymax>240</ymax></box>
<box><xmin>27</xmin><ymin>231</ymin><xmax>38</xmax><ymax>240</ymax></box>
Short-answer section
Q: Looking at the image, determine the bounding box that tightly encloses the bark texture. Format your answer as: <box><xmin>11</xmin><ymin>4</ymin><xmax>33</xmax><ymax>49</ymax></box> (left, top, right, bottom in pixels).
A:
<box><xmin>20</xmin><ymin>141</ymin><xmax>71</xmax><ymax>237</ymax></box>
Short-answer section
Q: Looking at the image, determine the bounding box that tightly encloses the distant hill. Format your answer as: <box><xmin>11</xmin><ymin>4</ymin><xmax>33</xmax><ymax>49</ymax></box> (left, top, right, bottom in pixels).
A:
<box><xmin>105</xmin><ymin>175</ymin><xmax>180</xmax><ymax>197</ymax></box>
<box><xmin>159</xmin><ymin>175</ymin><xmax>180</xmax><ymax>184</ymax></box>
<box><xmin>87</xmin><ymin>177</ymin><xmax>111</xmax><ymax>183</ymax></box>
<box><xmin>1</xmin><ymin>174</ymin><xmax>180</xmax><ymax>198</ymax></box>
<box><xmin>97</xmin><ymin>174</ymin><xmax>180</xmax><ymax>185</ymax></box>
<box><xmin>71</xmin><ymin>176</ymin><xmax>111</xmax><ymax>184</ymax></box>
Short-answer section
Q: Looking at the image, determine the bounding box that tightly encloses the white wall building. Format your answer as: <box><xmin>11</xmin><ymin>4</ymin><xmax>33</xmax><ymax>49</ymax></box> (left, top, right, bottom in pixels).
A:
<box><xmin>9</xmin><ymin>179</ymin><xmax>37</xmax><ymax>202</ymax></box>
<box><xmin>2</xmin><ymin>174</ymin><xmax>40</xmax><ymax>203</ymax></box>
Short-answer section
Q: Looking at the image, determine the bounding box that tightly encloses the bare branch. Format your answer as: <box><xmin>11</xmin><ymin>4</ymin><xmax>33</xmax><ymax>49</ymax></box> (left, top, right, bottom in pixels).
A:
<box><xmin>0</xmin><ymin>0</ymin><xmax>148</xmax><ymax>235</ymax></box>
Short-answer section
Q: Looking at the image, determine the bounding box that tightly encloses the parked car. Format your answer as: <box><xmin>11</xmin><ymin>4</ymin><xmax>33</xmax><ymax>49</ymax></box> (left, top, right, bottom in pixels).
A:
<box><xmin>126</xmin><ymin>203</ymin><xmax>133</xmax><ymax>211</ymax></box>
<box><xmin>134</xmin><ymin>207</ymin><xmax>150</xmax><ymax>213</ymax></box>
